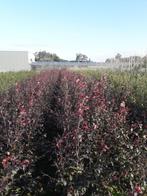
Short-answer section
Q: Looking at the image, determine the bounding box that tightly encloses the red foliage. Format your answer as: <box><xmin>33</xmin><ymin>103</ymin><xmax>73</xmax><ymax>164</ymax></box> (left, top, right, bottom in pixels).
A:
<box><xmin>0</xmin><ymin>70</ymin><xmax>146</xmax><ymax>195</ymax></box>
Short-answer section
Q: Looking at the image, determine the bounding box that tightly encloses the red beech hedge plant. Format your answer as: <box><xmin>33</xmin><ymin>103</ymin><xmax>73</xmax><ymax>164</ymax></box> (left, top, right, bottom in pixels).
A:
<box><xmin>0</xmin><ymin>70</ymin><xmax>146</xmax><ymax>195</ymax></box>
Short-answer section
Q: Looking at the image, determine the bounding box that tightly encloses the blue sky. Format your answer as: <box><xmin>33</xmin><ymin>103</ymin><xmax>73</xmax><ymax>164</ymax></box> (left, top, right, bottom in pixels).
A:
<box><xmin>0</xmin><ymin>0</ymin><xmax>147</xmax><ymax>61</ymax></box>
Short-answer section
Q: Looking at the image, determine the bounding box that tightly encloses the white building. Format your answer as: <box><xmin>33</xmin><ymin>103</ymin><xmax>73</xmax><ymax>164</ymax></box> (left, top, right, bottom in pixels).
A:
<box><xmin>0</xmin><ymin>51</ymin><xmax>30</xmax><ymax>72</ymax></box>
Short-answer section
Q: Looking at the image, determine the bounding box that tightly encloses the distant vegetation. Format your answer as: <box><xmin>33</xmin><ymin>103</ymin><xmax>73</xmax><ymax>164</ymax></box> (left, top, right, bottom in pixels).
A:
<box><xmin>75</xmin><ymin>53</ymin><xmax>90</xmax><ymax>62</ymax></box>
<box><xmin>105</xmin><ymin>53</ymin><xmax>147</xmax><ymax>70</ymax></box>
<box><xmin>34</xmin><ymin>50</ymin><xmax>91</xmax><ymax>62</ymax></box>
<box><xmin>34</xmin><ymin>51</ymin><xmax>62</xmax><ymax>62</ymax></box>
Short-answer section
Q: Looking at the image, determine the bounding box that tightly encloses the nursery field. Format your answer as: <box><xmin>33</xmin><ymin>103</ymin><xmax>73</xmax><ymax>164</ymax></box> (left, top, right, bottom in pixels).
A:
<box><xmin>0</xmin><ymin>69</ymin><xmax>146</xmax><ymax>195</ymax></box>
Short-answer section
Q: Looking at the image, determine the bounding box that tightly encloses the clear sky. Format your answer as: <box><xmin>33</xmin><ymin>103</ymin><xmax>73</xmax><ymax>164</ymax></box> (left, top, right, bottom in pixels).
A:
<box><xmin>0</xmin><ymin>0</ymin><xmax>147</xmax><ymax>61</ymax></box>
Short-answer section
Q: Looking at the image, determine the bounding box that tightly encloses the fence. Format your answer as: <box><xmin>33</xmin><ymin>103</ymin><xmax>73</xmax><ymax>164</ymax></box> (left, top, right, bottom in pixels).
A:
<box><xmin>31</xmin><ymin>61</ymin><xmax>147</xmax><ymax>72</ymax></box>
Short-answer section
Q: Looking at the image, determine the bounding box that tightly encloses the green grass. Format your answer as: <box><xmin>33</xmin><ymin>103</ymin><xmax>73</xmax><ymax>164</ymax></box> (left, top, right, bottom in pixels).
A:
<box><xmin>0</xmin><ymin>71</ymin><xmax>36</xmax><ymax>92</ymax></box>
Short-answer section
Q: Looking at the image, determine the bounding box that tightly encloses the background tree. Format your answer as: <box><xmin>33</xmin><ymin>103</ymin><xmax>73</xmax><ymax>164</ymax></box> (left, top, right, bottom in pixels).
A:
<box><xmin>142</xmin><ymin>55</ymin><xmax>147</xmax><ymax>72</ymax></box>
<box><xmin>34</xmin><ymin>51</ymin><xmax>61</xmax><ymax>62</ymax></box>
<box><xmin>76</xmin><ymin>53</ymin><xmax>89</xmax><ymax>62</ymax></box>
<box><xmin>115</xmin><ymin>53</ymin><xmax>122</xmax><ymax>61</ymax></box>
<box><xmin>105</xmin><ymin>58</ymin><xmax>111</xmax><ymax>63</ymax></box>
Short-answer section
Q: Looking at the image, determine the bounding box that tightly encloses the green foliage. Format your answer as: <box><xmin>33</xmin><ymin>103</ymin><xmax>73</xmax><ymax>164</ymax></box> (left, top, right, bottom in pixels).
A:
<box><xmin>0</xmin><ymin>71</ymin><xmax>36</xmax><ymax>91</ymax></box>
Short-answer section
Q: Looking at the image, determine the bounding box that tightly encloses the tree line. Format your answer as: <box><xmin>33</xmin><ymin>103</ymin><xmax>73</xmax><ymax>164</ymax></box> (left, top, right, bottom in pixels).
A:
<box><xmin>34</xmin><ymin>51</ymin><xmax>91</xmax><ymax>62</ymax></box>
